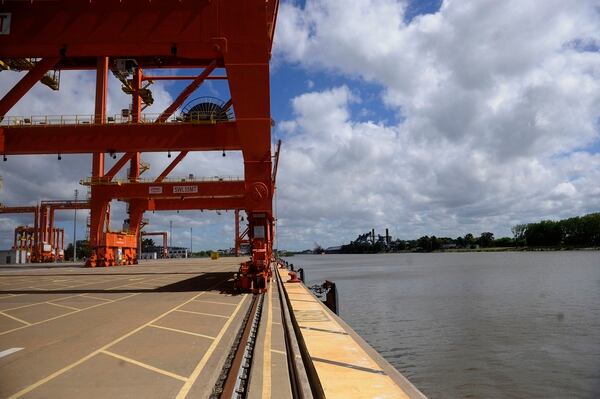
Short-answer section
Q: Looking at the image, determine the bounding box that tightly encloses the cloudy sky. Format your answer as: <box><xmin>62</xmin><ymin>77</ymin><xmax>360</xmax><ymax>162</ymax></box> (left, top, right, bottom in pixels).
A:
<box><xmin>1</xmin><ymin>0</ymin><xmax>600</xmax><ymax>251</ymax></box>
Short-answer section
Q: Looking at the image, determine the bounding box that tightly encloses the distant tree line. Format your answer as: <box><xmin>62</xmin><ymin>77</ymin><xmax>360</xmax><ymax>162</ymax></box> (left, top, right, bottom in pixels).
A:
<box><xmin>341</xmin><ymin>232</ymin><xmax>500</xmax><ymax>253</ymax></box>
<box><xmin>512</xmin><ymin>213</ymin><xmax>600</xmax><ymax>247</ymax></box>
<box><xmin>338</xmin><ymin>213</ymin><xmax>600</xmax><ymax>253</ymax></box>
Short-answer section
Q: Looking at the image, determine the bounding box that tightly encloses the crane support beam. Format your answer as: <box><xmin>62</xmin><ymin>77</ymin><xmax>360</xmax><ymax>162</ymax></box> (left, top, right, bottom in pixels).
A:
<box><xmin>0</xmin><ymin>1</ymin><xmax>275</xmax><ymax>59</ymax></box>
<box><xmin>0</xmin><ymin>58</ymin><xmax>59</xmax><ymax>118</ymax></box>
<box><xmin>105</xmin><ymin>153</ymin><xmax>136</xmax><ymax>180</ymax></box>
<box><xmin>0</xmin><ymin>206</ymin><xmax>38</xmax><ymax>214</ymax></box>
<box><xmin>0</xmin><ymin>122</ymin><xmax>241</xmax><ymax>155</ymax></box>
<box><xmin>91</xmin><ymin>180</ymin><xmax>246</xmax><ymax>200</ymax></box>
<box><xmin>156</xmin><ymin>61</ymin><xmax>217</xmax><ymax>123</ymax></box>
<box><xmin>272</xmin><ymin>139</ymin><xmax>281</xmax><ymax>185</ymax></box>
<box><xmin>147</xmin><ymin>197</ymin><xmax>245</xmax><ymax>211</ymax></box>
<box><xmin>155</xmin><ymin>151</ymin><xmax>189</xmax><ymax>182</ymax></box>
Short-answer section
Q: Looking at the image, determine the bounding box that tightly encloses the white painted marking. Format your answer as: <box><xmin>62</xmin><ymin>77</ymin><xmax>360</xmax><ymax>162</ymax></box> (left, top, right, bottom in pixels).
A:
<box><xmin>0</xmin><ymin>347</ymin><xmax>24</xmax><ymax>359</ymax></box>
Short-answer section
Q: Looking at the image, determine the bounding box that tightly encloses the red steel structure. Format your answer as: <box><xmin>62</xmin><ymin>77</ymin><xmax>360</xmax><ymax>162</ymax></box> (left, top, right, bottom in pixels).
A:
<box><xmin>13</xmin><ymin>226</ymin><xmax>64</xmax><ymax>263</ymax></box>
<box><xmin>0</xmin><ymin>204</ymin><xmax>66</xmax><ymax>262</ymax></box>
<box><xmin>141</xmin><ymin>231</ymin><xmax>169</xmax><ymax>259</ymax></box>
<box><xmin>234</xmin><ymin>209</ymin><xmax>250</xmax><ymax>257</ymax></box>
<box><xmin>0</xmin><ymin>205</ymin><xmax>40</xmax><ymax>261</ymax></box>
<box><xmin>0</xmin><ymin>0</ymin><xmax>279</xmax><ymax>291</ymax></box>
<box><xmin>41</xmin><ymin>200</ymin><xmax>91</xmax><ymax>256</ymax></box>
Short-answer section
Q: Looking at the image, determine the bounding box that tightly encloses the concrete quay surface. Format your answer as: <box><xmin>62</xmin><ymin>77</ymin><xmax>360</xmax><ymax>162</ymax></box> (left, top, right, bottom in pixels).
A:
<box><xmin>0</xmin><ymin>258</ymin><xmax>424</xmax><ymax>399</ymax></box>
<box><xmin>0</xmin><ymin>258</ymin><xmax>291</xmax><ymax>399</ymax></box>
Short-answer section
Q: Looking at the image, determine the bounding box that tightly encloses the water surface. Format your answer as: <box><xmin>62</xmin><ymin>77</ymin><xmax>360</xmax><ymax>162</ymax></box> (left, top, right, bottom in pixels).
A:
<box><xmin>285</xmin><ymin>252</ymin><xmax>600</xmax><ymax>398</ymax></box>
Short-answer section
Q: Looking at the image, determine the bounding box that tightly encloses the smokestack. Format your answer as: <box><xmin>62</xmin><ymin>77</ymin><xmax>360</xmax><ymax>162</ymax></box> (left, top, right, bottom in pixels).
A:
<box><xmin>386</xmin><ymin>228</ymin><xmax>390</xmax><ymax>244</ymax></box>
<box><xmin>372</xmin><ymin>228</ymin><xmax>375</xmax><ymax>244</ymax></box>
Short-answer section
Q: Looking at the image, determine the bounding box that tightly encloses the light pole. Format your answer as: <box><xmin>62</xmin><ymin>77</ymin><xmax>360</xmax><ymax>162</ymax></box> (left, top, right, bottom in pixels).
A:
<box><xmin>169</xmin><ymin>220</ymin><xmax>173</xmax><ymax>257</ymax></box>
<box><xmin>190</xmin><ymin>227</ymin><xmax>193</xmax><ymax>257</ymax></box>
<box><xmin>73</xmin><ymin>189</ymin><xmax>78</xmax><ymax>262</ymax></box>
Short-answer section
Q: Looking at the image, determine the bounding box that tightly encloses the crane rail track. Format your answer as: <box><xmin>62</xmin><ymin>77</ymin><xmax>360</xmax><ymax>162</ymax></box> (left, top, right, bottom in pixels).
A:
<box><xmin>211</xmin><ymin>293</ymin><xmax>263</xmax><ymax>399</ymax></box>
<box><xmin>211</xmin><ymin>264</ymin><xmax>325</xmax><ymax>399</ymax></box>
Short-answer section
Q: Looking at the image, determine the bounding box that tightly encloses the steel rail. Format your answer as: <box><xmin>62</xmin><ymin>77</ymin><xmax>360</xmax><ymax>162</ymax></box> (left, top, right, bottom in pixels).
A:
<box><xmin>274</xmin><ymin>264</ymin><xmax>325</xmax><ymax>399</ymax></box>
<box><xmin>211</xmin><ymin>293</ymin><xmax>263</xmax><ymax>399</ymax></box>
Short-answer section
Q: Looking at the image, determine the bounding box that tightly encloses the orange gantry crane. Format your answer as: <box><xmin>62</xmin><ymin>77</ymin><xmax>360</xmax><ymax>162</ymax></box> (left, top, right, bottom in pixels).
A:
<box><xmin>0</xmin><ymin>0</ymin><xmax>279</xmax><ymax>292</ymax></box>
<box><xmin>0</xmin><ymin>203</ymin><xmax>67</xmax><ymax>262</ymax></box>
<box><xmin>140</xmin><ymin>231</ymin><xmax>169</xmax><ymax>259</ymax></box>
<box><xmin>0</xmin><ymin>204</ymin><xmax>40</xmax><ymax>263</ymax></box>
<box><xmin>41</xmin><ymin>200</ymin><xmax>91</xmax><ymax>259</ymax></box>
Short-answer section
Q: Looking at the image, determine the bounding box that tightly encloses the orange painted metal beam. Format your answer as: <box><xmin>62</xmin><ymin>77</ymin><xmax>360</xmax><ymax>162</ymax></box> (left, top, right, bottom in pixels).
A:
<box><xmin>91</xmin><ymin>180</ymin><xmax>246</xmax><ymax>200</ymax></box>
<box><xmin>1</xmin><ymin>122</ymin><xmax>241</xmax><ymax>155</ymax></box>
<box><xmin>155</xmin><ymin>151</ymin><xmax>188</xmax><ymax>183</ymax></box>
<box><xmin>0</xmin><ymin>1</ymin><xmax>271</xmax><ymax>60</ymax></box>
<box><xmin>147</xmin><ymin>197</ymin><xmax>245</xmax><ymax>211</ymax></box>
<box><xmin>272</xmin><ymin>139</ymin><xmax>281</xmax><ymax>185</ymax></box>
<box><xmin>104</xmin><ymin>153</ymin><xmax>136</xmax><ymax>180</ymax></box>
<box><xmin>156</xmin><ymin>61</ymin><xmax>217</xmax><ymax>123</ymax></box>
<box><xmin>92</xmin><ymin>57</ymin><xmax>109</xmax><ymax>178</ymax></box>
<box><xmin>42</xmin><ymin>200</ymin><xmax>90</xmax><ymax>211</ymax></box>
<box><xmin>143</xmin><ymin>76</ymin><xmax>228</xmax><ymax>81</ymax></box>
<box><xmin>0</xmin><ymin>58</ymin><xmax>59</xmax><ymax>118</ymax></box>
<box><xmin>0</xmin><ymin>206</ymin><xmax>38</xmax><ymax>214</ymax></box>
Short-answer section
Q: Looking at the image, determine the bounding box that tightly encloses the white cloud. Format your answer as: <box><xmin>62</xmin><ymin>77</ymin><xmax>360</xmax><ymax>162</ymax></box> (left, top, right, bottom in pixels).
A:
<box><xmin>273</xmin><ymin>0</ymin><xmax>600</xmax><ymax>249</ymax></box>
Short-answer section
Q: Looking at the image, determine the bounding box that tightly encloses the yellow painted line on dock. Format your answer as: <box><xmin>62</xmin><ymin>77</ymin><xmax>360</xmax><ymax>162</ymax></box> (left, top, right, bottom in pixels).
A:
<box><xmin>46</xmin><ymin>302</ymin><xmax>80</xmax><ymax>311</ymax></box>
<box><xmin>175</xmin><ymin>294</ymin><xmax>248</xmax><ymax>399</ymax></box>
<box><xmin>175</xmin><ymin>309</ymin><xmax>230</xmax><ymax>319</ymax></box>
<box><xmin>101</xmin><ymin>350</ymin><xmax>188</xmax><ymax>382</ymax></box>
<box><xmin>0</xmin><ymin>293</ymin><xmax>141</xmax><ymax>337</ymax></box>
<box><xmin>1</xmin><ymin>294</ymin><xmax>83</xmax><ymax>312</ymax></box>
<box><xmin>149</xmin><ymin>324</ymin><xmax>217</xmax><ymax>340</ymax></box>
<box><xmin>193</xmin><ymin>300</ymin><xmax>239</xmax><ymax>306</ymax></box>
<box><xmin>79</xmin><ymin>294</ymin><xmax>112</xmax><ymax>302</ymax></box>
<box><xmin>0</xmin><ymin>311</ymin><xmax>31</xmax><ymax>326</ymax></box>
<box><xmin>263</xmin><ymin>276</ymin><xmax>273</xmax><ymax>399</ymax></box>
<box><xmin>6</xmin><ymin>287</ymin><xmax>218</xmax><ymax>399</ymax></box>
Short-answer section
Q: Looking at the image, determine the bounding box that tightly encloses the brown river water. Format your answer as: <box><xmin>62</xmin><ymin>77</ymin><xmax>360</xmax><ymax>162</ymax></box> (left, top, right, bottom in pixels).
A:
<box><xmin>285</xmin><ymin>252</ymin><xmax>600</xmax><ymax>399</ymax></box>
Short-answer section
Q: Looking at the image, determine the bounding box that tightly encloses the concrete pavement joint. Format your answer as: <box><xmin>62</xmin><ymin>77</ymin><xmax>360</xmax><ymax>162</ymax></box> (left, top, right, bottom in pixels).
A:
<box><xmin>175</xmin><ymin>294</ymin><xmax>248</xmax><ymax>399</ymax></box>
<box><xmin>46</xmin><ymin>302</ymin><xmax>80</xmax><ymax>311</ymax></box>
<box><xmin>101</xmin><ymin>350</ymin><xmax>188</xmax><ymax>382</ymax></box>
<box><xmin>0</xmin><ymin>293</ymin><xmax>142</xmax><ymax>337</ymax></box>
<box><xmin>193</xmin><ymin>300</ymin><xmax>239</xmax><ymax>306</ymax></box>
<box><xmin>149</xmin><ymin>324</ymin><xmax>217</xmax><ymax>340</ymax></box>
<box><xmin>175</xmin><ymin>309</ymin><xmax>230</xmax><ymax>319</ymax></box>
<box><xmin>6</xmin><ymin>278</ymin><xmax>228</xmax><ymax>398</ymax></box>
<box><xmin>0</xmin><ymin>311</ymin><xmax>31</xmax><ymax>326</ymax></box>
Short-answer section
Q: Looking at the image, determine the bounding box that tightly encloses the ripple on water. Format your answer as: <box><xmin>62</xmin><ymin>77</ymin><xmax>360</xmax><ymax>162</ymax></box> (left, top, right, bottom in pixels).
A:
<box><xmin>289</xmin><ymin>252</ymin><xmax>600</xmax><ymax>399</ymax></box>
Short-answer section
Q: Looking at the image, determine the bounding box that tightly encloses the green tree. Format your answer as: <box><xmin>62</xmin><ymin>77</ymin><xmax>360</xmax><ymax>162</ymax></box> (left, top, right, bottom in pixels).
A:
<box><xmin>525</xmin><ymin>220</ymin><xmax>562</xmax><ymax>247</ymax></box>
<box><xmin>417</xmin><ymin>236</ymin><xmax>432</xmax><ymax>252</ymax></box>
<box><xmin>64</xmin><ymin>240</ymin><xmax>91</xmax><ymax>261</ymax></box>
<box><xmin>431</xmin><ymin>236</ymin><xmax>441</xmax><ymax>251</ymax></box>
<box><xmin>478</xmin><ymin>232</ymin><xmax>495</xmax><ymax>248</ymax></box>
<box><xmin>494</xmin><ymin>237</ymin><xmax>514</xmax><ymax>247</ymax></box>
<box><xmin>141</xmin><ymin>238</ymin><xmax>156</xmax><ymax>252</ymax></box>
<box><xmin>464</xmin><ymin>233</ymin><xmax>475</xmax><ymax>248</ymax></box>
<box><xmin>511</xmin><ymin>224</ymin><xmax>527</xmax><ymax>246</ymax></box>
